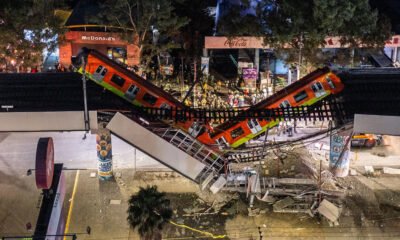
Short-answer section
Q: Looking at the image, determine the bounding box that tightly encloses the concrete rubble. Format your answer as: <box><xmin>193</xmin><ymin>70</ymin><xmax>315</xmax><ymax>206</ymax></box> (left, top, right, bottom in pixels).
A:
<box><xmin>273</xmin><ymin>197</ymin><xmax>295</xmax><ymax>211</ymax></box>
<box><xmin>382</xmin><ymin>167</ymin><xmax>400</xmax><ymax>175</ymax></box>
<box><xmin>221</xmin><ymin>166</ymin><xmax>344</xmax><ymax>223</ymax></box>
<box><xmin>317</xmin><ymin>199</ymin><xmax>342</xmax><ymax>225</ymax></box>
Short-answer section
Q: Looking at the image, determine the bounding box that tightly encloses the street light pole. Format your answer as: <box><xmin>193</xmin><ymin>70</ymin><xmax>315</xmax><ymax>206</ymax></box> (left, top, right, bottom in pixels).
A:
<box><xmin>297</xmin><ymin>33</ymin><xmax>304</xmax><ymax>81</ymax></box>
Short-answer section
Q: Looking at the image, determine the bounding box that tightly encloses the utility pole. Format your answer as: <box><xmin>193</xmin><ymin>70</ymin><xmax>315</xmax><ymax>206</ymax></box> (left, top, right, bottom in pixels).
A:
<box><xmin>81</xmin><ymin>56</ymin><xmax>90</xmax><ymax>136</ymax></box>
<box><xmin>297</xmin><ymin>33</ymin><xmax>304</xmax><ymax>81</ymax></box>
<box><xmin>193</xmin><ymin>59</ymin><xmax>197</xmax><ymax>108</ymax></box>
<box><xmin>181</xmin><ymin>57</ymin><xmax>184</xmax><ymax>98</ymax></box>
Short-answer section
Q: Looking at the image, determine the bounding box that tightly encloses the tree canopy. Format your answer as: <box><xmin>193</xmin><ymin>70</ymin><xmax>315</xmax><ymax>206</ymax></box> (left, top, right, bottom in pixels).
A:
<box><xmin>96</xmin><ymin>0</ymin><xmax>188</xmax><ymax>68</ymax></box>
<box><xmin>0</xmin><ymin>0</ymin><xmax>67</xmax><ymax>71</ymax></box>
<box><xmin>264</xmin><ymin>0</ymin><xmax>391</xmax><ymax>49</ymax></box>
<box><xmin>127</xmin><ymin>185</ymin><xmax>173</xmax><ymax>240</ymax></box>
<box><xmin>219</xmin><ymin>0</ymin><xmax>392</xmax><ymax>66</ymax></box>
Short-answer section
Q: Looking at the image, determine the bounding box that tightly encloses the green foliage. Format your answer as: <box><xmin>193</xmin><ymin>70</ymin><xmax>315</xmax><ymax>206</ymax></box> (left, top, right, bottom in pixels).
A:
<box><xmin>264</xmin><ymin>0</ymin><xmax>391</xmax><ymax>49</ymax></box>
<box><xmin>96</xmin><ymin>0</ymin><xmax>188</xmax><ymax>68</ymax></box>
<box><xmin>219</xmin><ymin>0</ymin><xmax>391</xmax><ymax>68</ymax></box>
<box><xmin>127</xmin><ymin>185</ymin><xmax>173</xmax><ymax>240</ymax></box>
<box><xmin>0</xmin><ymin>0</ymin><xmax>67</xmax><ymax>70</ymax></box>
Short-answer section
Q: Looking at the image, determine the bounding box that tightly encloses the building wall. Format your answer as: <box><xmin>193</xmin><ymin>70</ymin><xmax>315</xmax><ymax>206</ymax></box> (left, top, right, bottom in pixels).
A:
<box><xmin>59</xmin><ymin>31</ymin><xmax>140</xmax><ymax>67</ymax></box>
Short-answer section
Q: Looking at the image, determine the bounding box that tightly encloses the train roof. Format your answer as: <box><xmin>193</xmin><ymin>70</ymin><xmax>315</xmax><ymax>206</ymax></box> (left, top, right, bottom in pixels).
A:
<box><xmin>82</xmin><ymin>48</ymin><xmax>187</xmax><ymax>109</ymax></box>
<box><xmin>212</xmin><ymin>67</ymin><xmax>331</xmax><ymax>134</ymax></box>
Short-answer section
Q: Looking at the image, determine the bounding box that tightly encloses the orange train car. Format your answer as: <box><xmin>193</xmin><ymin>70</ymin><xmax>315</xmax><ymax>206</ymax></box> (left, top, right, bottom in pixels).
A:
<box><xmin>73</xmin><ymin>49</ymin><xmax>345</xmax><ymax>149</ymax></box>
<box><xmin>197</xmin><ymin>68</ymin><xmax>345</xmax><ymax>148</ymax></box>
<box><xmin>73</xmin><ymin>48</ymin><xmax>204</xmax><ymax>135</ymax></box>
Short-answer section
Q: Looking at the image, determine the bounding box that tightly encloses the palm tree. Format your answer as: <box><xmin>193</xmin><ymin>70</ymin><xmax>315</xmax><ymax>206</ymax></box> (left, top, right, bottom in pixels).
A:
<box><xmin>127</xmin><ymin>185</ymin><xmax>173</xmax><ymax>240</ymax></box>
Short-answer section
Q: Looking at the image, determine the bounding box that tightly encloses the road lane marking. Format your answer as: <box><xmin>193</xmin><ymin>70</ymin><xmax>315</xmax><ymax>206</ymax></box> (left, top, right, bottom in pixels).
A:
<box><xmin>64</xmin><ymin>170</ymin><xmax>80</xmax><ymax>239</ymax></box>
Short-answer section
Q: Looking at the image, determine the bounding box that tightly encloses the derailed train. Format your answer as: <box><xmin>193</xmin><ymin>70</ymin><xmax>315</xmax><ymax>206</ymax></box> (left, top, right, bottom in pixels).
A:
<box><xmin>73</xmin><ymin>48</ymin><xmax>344</xmax><ymax>149</ymax></box>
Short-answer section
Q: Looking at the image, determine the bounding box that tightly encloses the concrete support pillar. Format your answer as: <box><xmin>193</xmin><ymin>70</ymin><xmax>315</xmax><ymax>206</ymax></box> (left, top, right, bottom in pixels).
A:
<box><xmin>393</xmin><ymin>47</ymin><xmax>398</xmax><ymax>62</ymax></box>
<box><xmin>350</xmin><ymin>48</ymin><xmax>355</xmax><ymax>67</ymax></box>
<box><xmin>254</xmin><ymin>48</ymin><xmax>260</xmax><ymax>81</ymax></box>
<box><xmin>287</xmin><ymin>68</ymin><xmax>292</xmax><ymax>85</ymax></box>
<box><xmin>203</xmin><ymin>48</ymin><xmax>208</xmax><ymax>57</ymax></box>
<box><xmin>329</xmin><ymin>134</ymin><xmax>351</xmax><ymax>177</ymax></box>
<box><xmin>96</xmin><ymin>126</ymin><xmax>113</xmax><ymax>180</ymax></box>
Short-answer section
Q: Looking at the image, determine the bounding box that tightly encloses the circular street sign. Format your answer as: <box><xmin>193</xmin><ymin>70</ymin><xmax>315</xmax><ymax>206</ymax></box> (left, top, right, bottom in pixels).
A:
<box><xmin>35</xmin><ymin>137</ymin><xmax>54</xmax><ymax>189</ymax></box>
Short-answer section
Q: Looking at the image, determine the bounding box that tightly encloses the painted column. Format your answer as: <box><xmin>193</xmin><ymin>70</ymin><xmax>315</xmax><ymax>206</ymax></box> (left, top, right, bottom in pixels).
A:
<box><xmin>329</xmin><ymin>134</ymin><xmax>351</xmax><ymax>177</ymax></box>
<box><xmin>254</xmin><ymin>48</ymin><xmax>260</xmax><ymax>82</ymax></box>
<box><xmin>96</xmin><ymin>127</ymin><xmax>113</xmax><ymax>180</ymax></box>
<box><xmin>287</xmin><ymin>68</ymin><xmax>292</xmax><ymax>86</ymax></box>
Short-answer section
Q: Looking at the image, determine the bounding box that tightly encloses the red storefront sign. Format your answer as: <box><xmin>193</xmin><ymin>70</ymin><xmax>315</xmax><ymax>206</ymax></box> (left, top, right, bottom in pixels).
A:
<box><xmin>59</xmin><ymin>31</ymin><xmax>140</xmax><ymax>66</ymax></box>
<box><xmin>205</xmin><ymin>35</ymin><xmax>400</xmax><ymax>49</ymax></box>
<box><xmin>205</xmin><ymin>36</ymin><xmax>267</xmax><ymax>49</ymax></box>
<box><xmin>64</xmin><ymin>31</ymin><xmax>129</xmax><ymax>45</ymax></box>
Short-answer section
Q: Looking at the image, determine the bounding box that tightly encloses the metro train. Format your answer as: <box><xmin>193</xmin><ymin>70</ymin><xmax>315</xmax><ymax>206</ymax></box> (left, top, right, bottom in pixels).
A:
<box><xmin>72</xmin><ymin>48</ymin><xmax>204</xmax><ymax>135</ymax></box>
<box><xmin>197</xmin><ymin>69</ymin><xmax>345</xmax><ymax>148</ymax></box>
<box><xmin>73</xmin><ymin>48</ymin><xmax>345</xmax><ymax>149</ymax></box>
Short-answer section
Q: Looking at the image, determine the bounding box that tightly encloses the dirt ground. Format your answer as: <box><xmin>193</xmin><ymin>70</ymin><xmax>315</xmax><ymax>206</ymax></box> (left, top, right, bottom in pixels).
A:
<box><xmin>114</xmin><ymin>166</ymin><xmax>400</xmax><ymax>239</ymax></box>
<box><xmin>110</xmin><ymin>138</ymin><xmax>400</xmax><ymax>239</ymax></box>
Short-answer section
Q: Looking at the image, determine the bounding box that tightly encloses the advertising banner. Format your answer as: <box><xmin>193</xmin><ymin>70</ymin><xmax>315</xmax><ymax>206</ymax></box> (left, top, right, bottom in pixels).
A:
<box><xmin>201</xmin><ymin>57</ymin><xmax>209</xmax><ymax>75</ymax></box>
<box><xmin>242</xmin><ymin>68</ymin><xmax>258</xmax><ymax>88</ymax></box>
<box><xmin>238</xmin><ymin>61</ymin><xmax>253</xmax><ymax>74</ymax></box>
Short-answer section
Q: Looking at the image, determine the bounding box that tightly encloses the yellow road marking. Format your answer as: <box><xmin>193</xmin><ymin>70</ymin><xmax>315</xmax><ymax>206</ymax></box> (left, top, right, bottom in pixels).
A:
<box><xmin>64</xmin><ymin>170</ymin><xmax>80</xmax><ymax>239</ymax></box>
<box><xmin>169</xmin><ymin>220</ymin><xmax>227</xmax><ymax>239</ymax></box>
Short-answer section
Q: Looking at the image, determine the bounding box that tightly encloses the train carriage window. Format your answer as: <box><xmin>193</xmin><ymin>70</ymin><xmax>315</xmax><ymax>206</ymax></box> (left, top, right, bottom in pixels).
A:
<box><xmin>101</xmin><ymin>68</ymin><xmax>108</xmax><ymax>76</ymax></box>
<box><xmin>143</xmin><ymin>93</ymin><xmax>158</xmax><ymax>105</ymax></box>
<box><xmin>95</xmin><ymin>65</ymin><xmax>108</xmax><ymax>76</ymax></box>
<box><xmin>311</xmin><ymin>82</ymin><xmax>324</xmax><ymax>92</ymax></box>
<box><xmin>95</xmin><ymin>66</ymin><xmax>103</xmax><ymax>73</ymax></box>
<box><xmin>110</xmin><ymin>74</ymin><xmax>126</xmax><ymax>87</ymax></box>
<box><xmin>326</xmin><ymin>76</ymin><xmax>336</xmax><ymax>89</ymax></box>
<box><xmin>279</xmin><ymin>100</ymin><xmax>291</xmax><ymax>108</ymax></box>
<box><xmin>230</xmin><ymin>127</ymin><xmax>244</xmax><ymax>139</ymax></box>
<box><xmin>128</xmin><ymin>85</ymin><xmax>140</xmax><ymax>94</ymax></box>
<box><xmin>293</xmin><ymin>90</ymin><xmax>308</xmax><ymax>103</ymax></box>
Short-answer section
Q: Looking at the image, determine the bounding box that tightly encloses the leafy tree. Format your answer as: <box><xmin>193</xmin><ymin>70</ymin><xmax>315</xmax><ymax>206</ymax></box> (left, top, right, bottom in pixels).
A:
<box><xmin>96</xmin><ymin>0</ymin><xmax>188</xmax><ymax>70</ymax></box>
<box><xmin>0</xmin><ymin>0</ymin><xmax>67</xmax><ymax>72</ymax></box>
<box><xmin>219</xmin><ymin>0</ymin><xmax>391</xmax><ymax>71</ymax></box>
<box><xmin>127</xmin><ymin>185</ymin><xmax>173</xmax><ymax>240</ymax></box>
<box><xmin>263</xmin><ymin>0</ymin><xmax>391</xmax><ymax>50</ymax></box>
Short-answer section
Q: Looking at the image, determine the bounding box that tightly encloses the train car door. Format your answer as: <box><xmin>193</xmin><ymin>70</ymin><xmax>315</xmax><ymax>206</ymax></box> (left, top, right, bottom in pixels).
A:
<box><xmin>188</xmin><ymin>122</ymin><xmax>202</xmax><ymax>138</ymax></box>
<box><xmin>93</xmin><ymin>65</ymin><xmax>108</xmax><ymax>82</ymax></box>
<box><xmin>216</xmin><ymin>136</ymin><xmax>229</xmax><ymax>149</ymax></box>
<box><xmin>247</xmin><ymin>119</ymin><xmax>262</xmax><ymax>134</ymax></box>
<box><xmin>311</xmin><ymin>82</ymin><xmax>326</xmax><ymax>98</ymax></box>
<box><xmin>124</xmin><ymin>84</ymin><xmax>140</xmax><ymax>101</ymax></box>
<box><xmin>159</xmin><ymin>103</ymin><xmax>172</xmax><ymax>119</ymax></box>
